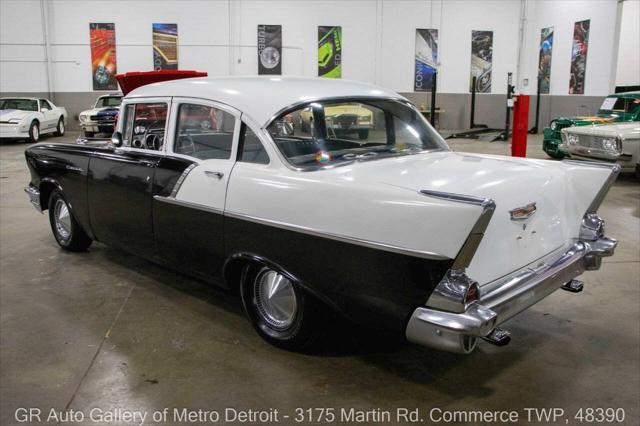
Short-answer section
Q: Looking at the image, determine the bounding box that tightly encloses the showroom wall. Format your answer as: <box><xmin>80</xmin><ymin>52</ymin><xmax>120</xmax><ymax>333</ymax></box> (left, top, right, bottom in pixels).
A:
<box><xmin>1</xmin><ymin>0</ymin><xmax>636</xmax><ymax>130</ymax></box>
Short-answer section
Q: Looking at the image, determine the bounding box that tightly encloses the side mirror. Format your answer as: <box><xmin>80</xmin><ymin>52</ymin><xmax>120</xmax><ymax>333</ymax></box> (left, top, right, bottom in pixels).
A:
<box><xmin>111</xmin><ymin>131</ymin><xmax>123</xmax><ymax>147</ymax></box>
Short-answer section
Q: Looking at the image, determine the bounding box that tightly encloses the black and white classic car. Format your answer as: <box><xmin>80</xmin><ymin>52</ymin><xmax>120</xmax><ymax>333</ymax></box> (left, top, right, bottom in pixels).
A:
<box><xmin>24</xmin><ymin>77</ymin><xmax>619</xmax><ymax>353</ymax></box>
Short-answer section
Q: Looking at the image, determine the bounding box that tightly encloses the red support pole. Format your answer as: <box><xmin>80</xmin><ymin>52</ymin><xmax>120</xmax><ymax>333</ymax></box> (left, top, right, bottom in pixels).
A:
<box><xmin>511</xmin><ymin>94</ymin><xmax>530</xmax><ymax>157</ymax></box>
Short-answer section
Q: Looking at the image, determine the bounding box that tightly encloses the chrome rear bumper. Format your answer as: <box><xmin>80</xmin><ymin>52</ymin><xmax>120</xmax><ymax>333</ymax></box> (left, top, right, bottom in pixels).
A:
<box><xmin>406</xmin><ymin>237</ymin><xmax>616</xmax><ymax>353</ymax></box>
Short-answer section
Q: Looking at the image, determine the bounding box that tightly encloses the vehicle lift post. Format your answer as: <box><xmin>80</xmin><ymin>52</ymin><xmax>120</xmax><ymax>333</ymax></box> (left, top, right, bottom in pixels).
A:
<box><xmin>529</xmin><ymin>76</ymin><xmax>541</xmax><ymax>134</ymax></box>
<box><xmin>430</xmin><ymin>71</ymin><xmax>437</xmax><ymax>127</ymax></box>
<box><xmin>511</xmin><ymin>94</ymin><xmax>530</xmax><ymax>157</ymax></box>
<box><xmin>499</xmin><ymin>72</ymin><xmax>515</xmax><ymax>141</ymax></box>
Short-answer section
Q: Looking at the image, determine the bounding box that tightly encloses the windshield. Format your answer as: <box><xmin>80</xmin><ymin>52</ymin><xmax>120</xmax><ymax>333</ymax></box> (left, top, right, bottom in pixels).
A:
<box><xmin>267</xmin><ymin>98</ymin><xmax>448</xmax><ymax>169</ymax></box>
<box><xmin>0</xmin><ymin>99</ymin><xmax>38</xmax><ymax>111</ymax></box>
<box><xmin>599</xmin><ymin>96</ymin><xmax>640</xmax><ymax>114</ymax></box>
<box><xmin>95</xmin><ymin>96</ymin><xmax>122</xmax><ymax>108</ymax></box>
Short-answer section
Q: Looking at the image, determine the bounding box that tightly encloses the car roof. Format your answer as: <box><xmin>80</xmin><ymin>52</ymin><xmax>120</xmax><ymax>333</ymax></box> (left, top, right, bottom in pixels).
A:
<box><xmin>126</xmin><ymin>76</ymin><xmax>403</xmax><ymax>126</ymax></box>
<box><xmin>0</xmin><ymin>97</ymin><xmax>40</xmax><ymax>101</ymax></box>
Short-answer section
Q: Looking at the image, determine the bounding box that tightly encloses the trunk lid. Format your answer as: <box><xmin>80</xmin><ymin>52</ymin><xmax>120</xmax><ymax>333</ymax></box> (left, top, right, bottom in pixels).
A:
<box><xmin>344</xmin><ymin>151</ymin><xmax>607</xmax><ymax>285</ymax></box>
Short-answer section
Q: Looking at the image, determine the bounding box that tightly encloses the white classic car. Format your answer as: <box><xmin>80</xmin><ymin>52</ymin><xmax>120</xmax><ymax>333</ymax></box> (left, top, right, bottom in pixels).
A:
<box><xmin>0</xmin><ymin>97</ymin><xmax>67</xmax><ymax>142</ymax></box>
<box><xmin>561</xmin><ymin>121</ymin><xmax>640</xmax><ymax>178</ymax></box>
<box><xmin>79</xmin><ymin>94</ymin><xmax>123</xmax><ymax>137</ymax></box>
<box><xmin>24</xmin><ymin>77</ymin><xmax>619</xmax><ymax>354</ymax></box>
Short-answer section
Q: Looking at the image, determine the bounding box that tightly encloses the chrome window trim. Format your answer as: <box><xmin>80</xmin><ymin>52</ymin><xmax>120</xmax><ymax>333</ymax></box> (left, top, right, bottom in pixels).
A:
<box><xmin>223</xmin><ymin>210</ymin><xmax>450</xmax><ymax>261</ymax></box>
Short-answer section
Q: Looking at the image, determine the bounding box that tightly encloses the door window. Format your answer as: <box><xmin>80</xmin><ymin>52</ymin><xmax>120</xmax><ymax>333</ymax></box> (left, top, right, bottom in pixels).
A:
<box><xmin>174</xmin><ymin>103</ymin><xmax>236</xmax><ymax>160</ymax></box>
<box><xmin>39</xmin><ymin>100</ymin><xmax>52</xmax><ymax>111</ymax></box>
<box><xmin>121</xmin><ymin>103</ymin><xmax>168</xmax><ymax>151</ymax></box>
<box><xmin>238</xmin><ymin>123</ymin><xmax>269</xmax><ymax>164</ymax></box>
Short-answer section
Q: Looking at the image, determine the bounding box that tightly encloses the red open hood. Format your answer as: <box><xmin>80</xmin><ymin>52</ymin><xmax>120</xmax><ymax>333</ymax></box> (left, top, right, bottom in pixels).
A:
<box><xmin>115</xmin><ymin>70</ymin><xmax>208</xmax><ymax>96</ymax></box>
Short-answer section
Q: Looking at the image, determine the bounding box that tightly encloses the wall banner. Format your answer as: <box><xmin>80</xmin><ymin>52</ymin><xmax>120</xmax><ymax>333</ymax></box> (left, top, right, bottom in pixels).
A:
<box><xmin>414</xmin><ymin>29</ymin><xmax>438</xmax><ymax>92</ymax></box>
<box><xmin>318</xmin><ymin>26</ymin><xmax>342</xmax><ymax>78</ymax></box>
<box><xmin>257</xmin><ymin>25</ymin><xmax>282</xmax><ymax>75</ymax></box>
<box><xmin>89</xmin><ymin>23</ymin><xmax>117</xmax><ymax>91</ymax></box>
<box><xmin>569</xmin><ymin>19</ymin><xmax>590</xmax><ymax>94</ymax></box>
<box><xmin>469</xmin><ymin>30</ymin><xmax>493</xmax><ymax>93</ymax></box>
<box><xmin>537</xmin><ymin>27</ymin><xmax>554</xmax><ymax>94</ymax></box>
<box><xmin>153</xmin><ymin>23</ymin><xmax>178</xmax><ymax>70</ymax></box>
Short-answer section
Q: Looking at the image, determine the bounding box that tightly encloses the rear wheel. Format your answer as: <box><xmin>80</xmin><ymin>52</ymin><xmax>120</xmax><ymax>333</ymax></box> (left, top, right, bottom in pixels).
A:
<box><xmin>48</xmin><ymin>190</ymin><xmax>92</xmax><ymax>251</ymax></box>
<box><xmin>27</xmin><ymin>121</ymin><xmax>39</xmax><ymax>143</ymax></box>
<box><xmin>54</xmin><ymin>118</ymin><xmax>65</xmax><ymax>136</ymax></box>
<box><xmin>240</xmin><ymin>264</ymin><xmax>323</xmax><ymax>350</ymax></box>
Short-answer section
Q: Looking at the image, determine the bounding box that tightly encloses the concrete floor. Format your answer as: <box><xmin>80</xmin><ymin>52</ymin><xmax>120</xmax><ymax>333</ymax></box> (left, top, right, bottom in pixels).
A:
<box><xmin>1</xmin><ymin>132</ymin><xmax>639</xmax><ymax>425</ymax></box>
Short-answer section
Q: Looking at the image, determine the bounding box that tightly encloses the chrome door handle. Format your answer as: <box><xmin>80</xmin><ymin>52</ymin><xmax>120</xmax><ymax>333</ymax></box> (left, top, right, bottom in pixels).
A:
<box><xmin>204</xmin><ymin>171</ymin><xmax>224</xmax><ymax>179</ymax></box>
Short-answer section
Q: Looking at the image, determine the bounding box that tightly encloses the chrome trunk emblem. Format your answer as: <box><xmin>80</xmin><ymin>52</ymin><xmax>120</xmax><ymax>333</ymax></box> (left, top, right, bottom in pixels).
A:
<box><xmin>509</xmin><ymin>202</ymin><xmax>537</xmax><ymax>220</ymax></box>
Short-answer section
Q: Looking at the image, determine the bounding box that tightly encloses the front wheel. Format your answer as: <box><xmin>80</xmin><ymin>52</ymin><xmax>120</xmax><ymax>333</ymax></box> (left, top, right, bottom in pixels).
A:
<box><xmin>27</xmin><ymin>121</ymin><xmax>39</xmax><ymax>143</ymax></box>
<box><xmin>48</xmin><ymin>190</ymin><xmax>92</xmax><ymax>251</ymax></box>
<box><xmin>240</xmin><ymin>264</ymin><xmax>323</xmax><ymax>350</ymax></box>
<box><xmin>54</xmin><ymin>118</ymin><xmax>65</xmax><ymax>136</ymax></box>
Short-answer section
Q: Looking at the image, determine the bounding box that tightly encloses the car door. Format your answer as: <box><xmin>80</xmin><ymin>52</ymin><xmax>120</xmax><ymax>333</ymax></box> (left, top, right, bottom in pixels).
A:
<box><xmin>38</xmin><ymin>99</ymin><xmax>57</xmax><ymax>132</ymax></box>
<box><xmin>153</xmin><ymin>97</ymin><xmax>241</xmax><ymax>282</ymax></box>
<box><xmin>88</xmin><ymin>98</ymin><xmax>171</xmax><ymax>260</ymax></box>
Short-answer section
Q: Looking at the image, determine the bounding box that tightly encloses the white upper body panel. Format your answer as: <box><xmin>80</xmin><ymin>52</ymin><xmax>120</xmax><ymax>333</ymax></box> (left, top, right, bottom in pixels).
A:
<box><xmin>126</xmin><ymin>76</ymin><xmax>403</xmax><ymax>127</ymax></box>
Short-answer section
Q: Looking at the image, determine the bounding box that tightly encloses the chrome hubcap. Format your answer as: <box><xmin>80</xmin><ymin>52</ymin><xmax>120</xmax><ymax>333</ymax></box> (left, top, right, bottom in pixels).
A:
<box><xmin>59</xmin><ymin>121</ymin><xmax>64</xmax><ymax>133</ymax></box>
<box><xmin>254</xmin><ymin>269</ymin><xmax>297</xmax><ymax>330</ymax></box>
<box><xmin>54</xmin><ymin>199</ymin><xmax>71</xmax><ymax>241</ymax></box>
<box><xmin>33</xmin><ymin>125</ymin><xmax>39</xmax><ymax>140</ymax></box>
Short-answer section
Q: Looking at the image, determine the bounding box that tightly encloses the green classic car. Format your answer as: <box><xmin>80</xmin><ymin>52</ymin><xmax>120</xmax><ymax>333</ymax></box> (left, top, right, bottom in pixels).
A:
<box><xmin>543</xmin><ymin>91</ymin><xmax>640</xmax><ymax>158</ymax></box>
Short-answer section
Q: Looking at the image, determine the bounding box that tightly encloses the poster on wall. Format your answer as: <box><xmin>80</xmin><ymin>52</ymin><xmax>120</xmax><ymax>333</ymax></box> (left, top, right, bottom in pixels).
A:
<box><xmin>569</xmin><ymin>19</ymin><xmax>590</xmax><ymax>94</ymax></box>
<box><xmin>469</xmin><ymin>30</ymin><xmax>493</xmax><ymax>93</ymax></box>
<box><xmin>318</xmin><ymin>26</ymin><xmax>342</xmax><ymax>78</ymax></box>
<box><xmin>258</xmin><ymin>25</ymin><xmax>282</xmax><ymax>75</ymax></box>
<box><xmin>414</xmin><ymin>29</ymin><xmax>438</xmax><ymax>92</ymax></box>
<box><xmin>537</xmin><ymin>26</ymin><xmax>554</xmax><ymax>94</ymax></box>
<box><xmin>152</xmin><ymin>23</ymin><xmax>178</xmax><ymax>70</ymax></box>
<box><xmin>89</xmin><ymin>23</ymin><xmax>117</xmax><ymax>91</ymax></box>
<box><xmin>257</xmin><ymin>25</ymin><xmax>282</xmax><ymax>75</ymax></box>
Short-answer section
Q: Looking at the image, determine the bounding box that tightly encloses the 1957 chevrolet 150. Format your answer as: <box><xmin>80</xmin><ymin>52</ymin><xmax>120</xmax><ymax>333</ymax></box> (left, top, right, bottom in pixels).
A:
<box><xmin>24</xmin><ymin>76</ymin><xmax>618</xmax><ymax>354</ymax></box>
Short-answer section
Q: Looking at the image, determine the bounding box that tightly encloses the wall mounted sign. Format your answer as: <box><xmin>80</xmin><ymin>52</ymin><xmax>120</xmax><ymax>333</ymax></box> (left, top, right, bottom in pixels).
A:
<box><xmin>89</xmin><ymin>23</ymin><xmax>117</xmax><ymax>91</ymax></box>
<box><xmin>318</xmin><ymin>26</ymin><xmax>342</xmax><ymax>78</ymax></box>
<box><xmin>414</xmin><ymin>29</ymin><xmax>438</xmax><ymax>92</ymax></box>
<box><xmin>257</xmin><ymin>25</ymin><xmax>282</xmax><ymax>75</ymax></box>
<box><xmin>152</xmin><ymin>23</ymin><xmax>178</xmax><ymax>70</ymax></box>
<box><xmin>569</xmin><ymin>19</ymin><xmax>590</xmax><ymax>94</ymax></box>
<box><xmin>469</xmin><ymin>30</ymin><xmax>493</xmax><ymax>93</ymax></box>
<box><xmin>537</xmin><ymin>27</ymin><xmax>554</xmax><ymax>94</ymax></box>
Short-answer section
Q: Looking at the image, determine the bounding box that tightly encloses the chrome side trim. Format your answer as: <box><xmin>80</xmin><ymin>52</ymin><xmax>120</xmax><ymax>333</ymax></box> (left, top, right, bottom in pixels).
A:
<box><xmin>170</xmin><ymin>163</ymin><xmax>197</xmax><ymax>198</ymax></box>
<box><xmin>153</xmin><ymin>195</ymin><xmax>223</xmax><ymax>215</ymax></box>
<box><xmin>420</xmin><ymin>189</ymin><xmax>496</xmax><ymax>270</ymax></box>
<box><xmin>224</xmin><ymin>210</ymin><xmax>450</xmax><ymax>261</ymax></box>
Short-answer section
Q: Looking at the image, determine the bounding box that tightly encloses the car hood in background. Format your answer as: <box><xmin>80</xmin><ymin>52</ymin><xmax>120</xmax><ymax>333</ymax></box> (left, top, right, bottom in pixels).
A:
<box><xmin>0</xmin><ymin>109</ymin><xmax>31</xmax><ymax>121</ymax></box>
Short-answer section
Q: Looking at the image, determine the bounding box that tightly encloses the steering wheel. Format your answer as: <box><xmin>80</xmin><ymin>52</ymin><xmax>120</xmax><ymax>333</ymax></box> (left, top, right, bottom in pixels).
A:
<box><xmin>145</xmin><ymin>133</ymin><xmax>162</xmax><ymax>151</ymax></box>
<box><xmin>177</xmin><ymin>134</ymin><xmax>196</xmax><ymax>156</ymax></box>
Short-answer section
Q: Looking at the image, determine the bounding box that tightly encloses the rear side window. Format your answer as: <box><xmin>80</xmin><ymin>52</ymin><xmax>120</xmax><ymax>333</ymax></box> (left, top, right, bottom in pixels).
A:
<box><xmin>238</xmin><ymin>123</ymin><xmax>269</xmax><ymax>164</ymax></box>
<box><xmin>174</xmin><ymin>103</ymin><xmax>236</xmax><ymax>160</ymax></box>
<box><xmin>39</xmin><ymin>100</ymin><xmax>52</xmax><ymax>110</ymax></box>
